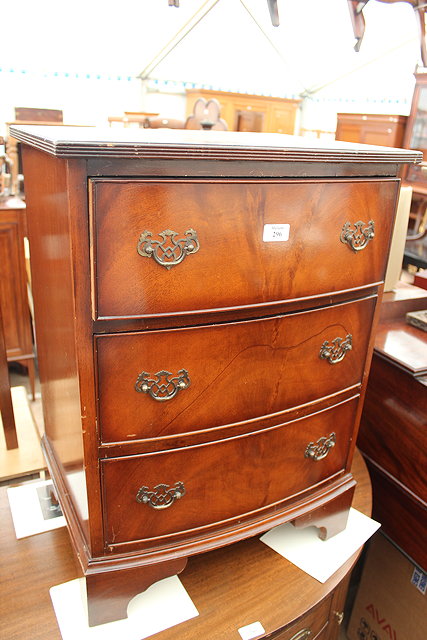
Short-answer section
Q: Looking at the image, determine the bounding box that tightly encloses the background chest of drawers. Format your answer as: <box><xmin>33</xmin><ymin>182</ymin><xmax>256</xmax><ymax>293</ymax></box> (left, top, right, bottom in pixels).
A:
<box><xmin>357</xmin><ymin>284</ymin><xmax>427</xmax><ymax>572</ymax></box>
<box><xmin>12</xmin><ymin>125</ymin><xmax>420</xmax><ymax>627</ymax></box>
<box><xmin>335</xmin><ymin>113</ymin><xmax>407</xmax><ymax>148</ymax></box>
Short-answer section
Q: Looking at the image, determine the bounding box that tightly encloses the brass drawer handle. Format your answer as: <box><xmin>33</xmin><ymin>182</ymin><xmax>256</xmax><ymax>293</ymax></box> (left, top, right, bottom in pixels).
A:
<box><xmin>340</xmin><ymin>219</ymin><xmax>375</xmax><ymax>252</ymax></box>
<box><xmin>136</xmin><ymin>482</ymin><xmax>186</xmax><ymax>509</ymax></box>
<box><xmin>305</xmin><ymin>433</ymin><xmax>336</xmax><ymax>461</ymax></box>
<box><xmin>334</xmin><ymin>611</ymin><xmax>344</xmax><ymax>625</ymax></box>
<box><xmin>289</xmin><ymin>629</ymin><xmax>311</xmax><ymax>640</ymax></box>
<box><xmin>135</xmin><ymin>369</ymin><xmax>190</xmax><ymax>401</ymax></box>
<box><xmin>319</xmin><ymin>334</ymin><xmax>352</xmax><ymax>364</ymax></box>
<box><xmin>137</xmin><ymin>228</ymin><xmax>199</xmax><ymax>269</ymax></box>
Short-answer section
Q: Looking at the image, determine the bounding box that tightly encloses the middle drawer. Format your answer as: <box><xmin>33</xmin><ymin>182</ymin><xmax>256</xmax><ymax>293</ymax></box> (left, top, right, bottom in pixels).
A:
<box><xmin>96</xmin><ymin>296</ymin><xmax>376</xmax><ymax>444</ymax></box>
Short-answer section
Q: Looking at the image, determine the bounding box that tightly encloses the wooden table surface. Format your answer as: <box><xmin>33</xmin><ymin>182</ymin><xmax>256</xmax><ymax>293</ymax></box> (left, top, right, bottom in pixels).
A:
<box><xmin>0</xmin><ymin>450</ymin><xmax>371</xmax><ymax>640</ymax></box>
<box><xmin>404</xmin><ymin>235</ymin><xmax>427</xmax><ymax>270</ymax></box>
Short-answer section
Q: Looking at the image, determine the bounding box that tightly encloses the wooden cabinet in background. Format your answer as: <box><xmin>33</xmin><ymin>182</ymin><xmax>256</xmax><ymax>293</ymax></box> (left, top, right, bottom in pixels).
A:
<box><xmin>0</xmin><ymin>197</ymin><xmax>35</xmax><ymax>399</ymax></box>
<box><xmin>335</xmin><ymin>113</ymin><xmax>407</xmax><ymax>148</ymax></box>
<box><xmin>6</xmin><ymin>108</ymin><xmax>64</xmax><ymax>196</ymax></box>
<box><xmin>401</xmin><ymin>73</ymin><xmax>427</xmax><ymax>237</ymax></box>
<box><xmin>402</xmin><ymin>72</ymin><xmax>427</xmax><ymax>164</ymax></box>
<box><xmin>186</xmin><ymin>89</ymin><xmax>300</xmax><ymax>133</ymax></box>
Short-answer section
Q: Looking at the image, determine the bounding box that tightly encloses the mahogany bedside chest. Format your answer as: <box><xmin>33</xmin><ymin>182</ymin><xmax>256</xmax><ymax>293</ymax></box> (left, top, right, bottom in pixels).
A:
<box><xmin>11</xmin><ymin>125</ymin><xmax>420</xmax><ymax>626</ymax></box>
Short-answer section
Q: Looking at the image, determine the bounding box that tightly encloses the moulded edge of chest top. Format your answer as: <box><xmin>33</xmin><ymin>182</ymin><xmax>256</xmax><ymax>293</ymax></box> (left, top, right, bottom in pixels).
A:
<box><xmin>84</xmin><ymin>159</ymin><xmax>405</xmax><ymax>179</ymax></box>
<box><xmin>10</xmin><ymin>124</ymin><xmax>422</xmax><ymax>182</ymax></box>
<box><xmin>9</xmin><ymin>124</ymin><xmax>422</xmax><ymax>168</ymax></box>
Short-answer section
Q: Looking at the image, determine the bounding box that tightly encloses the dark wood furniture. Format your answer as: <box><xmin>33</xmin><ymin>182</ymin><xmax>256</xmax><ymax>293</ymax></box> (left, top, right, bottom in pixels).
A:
<box><xmin>0</xmin><ymin>450</ymin><xmax>371</xmax><ymax>640</ymax></box>
<box><xmin>402</xmin><ymin>73</ymin><xmax>427</xmax><ymax>238</ymax></box>
<box><xmin>108</xmin><ymin>113</ymin><xmax>160</xmax><ymax>127</ymax></box>
<box><xmin>0</xmin><ymin>197</ymin><xmax>35</xmax><ymax>399</ymax></box>
<box><xmin>186</xmin><ymin>89</ymin><xmax>301</xmax><ymax>133</ymax></box>
<box><xmin>184</xmin><ymin>98</ymin><xmax>227</xmax><ymax>131</ymax></box>
<box><xmin>335</xmin><ymin>113</ymin><xmax>407</xmax><ymax>148</ymax></box>
<box><xmin>404</xmin><ymin>233</ymin><xmax>427</xmax><ymax>270</ymax></box>
<box><xmin>142</xmin><ymin>99</ymin><xmax>228</xmax><ymax>132</ymax></box>
<box><xmin>357</xmin><ymin>283</ymin><xmax>427</xmax><ymax>571</ymax></box>
<box><xmin>14</xmin><ymin>107</ymin><xmax>63</xmax><ymax>123</ymax></box>
<box><xmin>143</xmin><ymin>116</ymin><xmax>186</xmax><ymax>129</ymax></box>
<box><xmin>0</xmin><ymin>302</ymin><xmax>18</xmax><ymax>449</ymax></box>
<box><xmin>347</xmin><ymin>1</ymin><xmax>427</xmax><ymax>64</ymax></box>
<box><xmin>6</xmin><ymin>109</ymin><xmax>64</xmax><ymax>196</ymax></box>
<box><xmin>414</xmin><ymin>267</ymin><xmax>427</xmax><ymax>289</ymax></box>
<box><xmin>11</xmin><ymin>124</ymin><xmax>420</xmax><ymax>627</ymax></box>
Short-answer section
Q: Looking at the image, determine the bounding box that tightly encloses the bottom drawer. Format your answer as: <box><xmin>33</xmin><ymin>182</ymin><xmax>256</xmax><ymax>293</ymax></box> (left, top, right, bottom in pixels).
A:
<box><xmin>101</xmin><ymin>396</ymin><xmax>358</xmax><ymax>548</ymax></box>
<box><xmin>270</xmin><ymin>594</ymin><xmax>332</xmax><ymax>639</ymax></box>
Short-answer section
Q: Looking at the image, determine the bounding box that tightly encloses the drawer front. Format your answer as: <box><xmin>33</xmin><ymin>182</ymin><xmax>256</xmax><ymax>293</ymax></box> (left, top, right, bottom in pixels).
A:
<box><xmin>96</xmin><ymin>296</ymin><xmax>375</xmax><ymax>443</ymax></box>
<box><xmin>91</xmin><ymin>178</ymin><xmax>397</xmax><ymax>319</ymax></box>
<box><xmin>270</xmin><ymin>595</ymin><xmax>331</xmax><ymax>640</ymax></box>
<box><xmin>101</xmin><ymin>397</ymin><xmax>357</xmax><ymax>546</ymax></box>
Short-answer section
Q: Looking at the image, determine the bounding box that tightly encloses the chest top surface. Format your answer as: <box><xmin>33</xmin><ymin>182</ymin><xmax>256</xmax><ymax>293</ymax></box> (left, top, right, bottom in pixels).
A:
<box><xmin>9</xmin><ymin>124</ymin><xmax>422</xmax><ymax>167</ymax></box>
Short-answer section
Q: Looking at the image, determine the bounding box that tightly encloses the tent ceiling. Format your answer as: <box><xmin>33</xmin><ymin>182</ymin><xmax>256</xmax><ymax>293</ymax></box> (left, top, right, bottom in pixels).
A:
<box><xmin>0</xmin><ymin>0</ymin><xmax>421</xmax><ymax>99</ymax></box>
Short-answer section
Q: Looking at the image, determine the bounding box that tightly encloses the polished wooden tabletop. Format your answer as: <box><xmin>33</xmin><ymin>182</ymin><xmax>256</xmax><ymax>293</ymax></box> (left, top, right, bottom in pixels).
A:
<box><xmin>377</xmin><ymin>283</ymin><xmax>427</xmax><ymax>374</ymax></box>
<box><xmin>0</xmin><ymin>450</ymin><xmax>371</xmax><ymax>640</ymax></box>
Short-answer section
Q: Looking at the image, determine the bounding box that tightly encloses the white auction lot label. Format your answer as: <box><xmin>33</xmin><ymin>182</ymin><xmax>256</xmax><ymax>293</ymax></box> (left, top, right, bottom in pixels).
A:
<box><xmin>262</xmin><ymin>223</ymin><xmax>290</xmax><ymax>242</ymax></box>
<box><xmin>238</xmin><ymin>621</ymin><xmax>266</xmax><ymax>639</ymax></box>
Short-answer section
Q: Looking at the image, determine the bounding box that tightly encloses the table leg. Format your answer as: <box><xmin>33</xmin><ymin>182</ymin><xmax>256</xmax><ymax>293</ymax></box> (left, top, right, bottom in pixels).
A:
<box><xmin>0</xmin><ymin>306</ymin><xmax>18</xmax><ymax>449</ymax></box>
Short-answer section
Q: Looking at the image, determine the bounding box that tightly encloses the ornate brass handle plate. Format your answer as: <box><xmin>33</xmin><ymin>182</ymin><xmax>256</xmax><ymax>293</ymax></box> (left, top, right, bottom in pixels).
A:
<box><xmin>334</xmin><ymin>611</ymin><xmax>344</xmax><ymax>625</ymax></box>
<box><xmin>319</xmin><ymin>334</ymin><xmax>352</xmax><ymax>364</ymax></box>
<box><xmin>135</xmin><ymin>369</ymin><xmax>190</xmax><ymax>401</ymax></box>
<box><xmin>340</xmin><ymin>219</ymin><xmax>375</xmax><ymax>252</ymax></box>
<box><xmin>289</xmin><ymin>629</ymin><xmax>312</xmax><ymax>640</ymax></box>
<box><xmin>137</xmin><ymin>228</ymin><xmax>199</xmax><ymax>269</ymax></box>
<box><xmin>136</xmin><ymin>482</ymin><xmax>186</xmax><ymax>509</ymax></box>
<box><xmin>305</xmin><ymin>432</ymin><xmax>336</xmax><ymax>461</ymax></box>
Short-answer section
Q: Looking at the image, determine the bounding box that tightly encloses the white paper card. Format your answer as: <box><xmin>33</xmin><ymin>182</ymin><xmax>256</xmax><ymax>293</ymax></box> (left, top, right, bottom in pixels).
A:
<box><xmin>238</xmin><ymin>621</ymin><xmax>266</xmax><ymax>640</ymax></box>
<box><xmin>260</xmin><ymin>508</ymin><xmax>380</xmax><ymax>583</ymax></box>
<box><xmin>50</xmin><ymin>575</ymin><xmax>199</xmax><ymax>640</ymax></box>
<box><xmin>7</xmin><ymin>480</ymin><xmax>66</xmax><ymax>538</ymax></box>
<box><xmin>262</xmin><ymin>224</ymin><xmax>290</xmax><ymax>242</ymax></box>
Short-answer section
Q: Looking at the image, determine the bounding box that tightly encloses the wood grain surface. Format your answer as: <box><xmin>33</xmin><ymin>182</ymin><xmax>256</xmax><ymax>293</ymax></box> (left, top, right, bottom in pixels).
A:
<box><xmin>9</xmin><ymin>125</ymin><xmax>422</xmax><ymax>165</ymax></box>
<box><xmin>101</xmin><ymin>397</ymin><xmax>357</xmax><ymax>549</ymax></box>
<box><xmin>96</xmin><ymin>296</ymin><xmax>374</xmax><ymax>443</ymax></box>
<box><xmin>17</xmin><ymin>131</ymin><xmax>398</xmax><ymax>629</ymax></box>
<box><xmin>0</xmin><ymin>449</ymin><xmax>371</xmax><ymax>640</ymax></box>
<box><xmin>0</xmin><ymin>306</ymin><xmax>17</xmax><ymax>449</ymax></box>
<box><xmin>0</xmin><ymin>198</ymin><xmax>35</xmax><ymax>398</ymax></box>
<box><xmin>91</xmin><ymin>179</ymin><xmax>397</xmax><ymax>318</ymax></box>
<box><xmin>357</xmin><ymin>291</ymin><xmax>427</xmax><ymax>570</ymax></box>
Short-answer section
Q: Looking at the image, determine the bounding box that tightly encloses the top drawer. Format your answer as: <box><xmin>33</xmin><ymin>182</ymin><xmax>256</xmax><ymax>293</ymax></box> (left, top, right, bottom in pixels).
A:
<box><xmin>90</xmin><ymin>178</ymin><xmax>398</xmax><ymax>319</ymax></box>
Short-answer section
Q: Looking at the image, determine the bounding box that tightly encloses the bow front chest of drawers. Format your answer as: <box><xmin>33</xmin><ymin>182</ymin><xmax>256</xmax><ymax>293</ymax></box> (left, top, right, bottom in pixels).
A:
<box><xmin>12</xmin><ymin>125</ymin><xmax>420</xmax><ymax>626</ymax></box>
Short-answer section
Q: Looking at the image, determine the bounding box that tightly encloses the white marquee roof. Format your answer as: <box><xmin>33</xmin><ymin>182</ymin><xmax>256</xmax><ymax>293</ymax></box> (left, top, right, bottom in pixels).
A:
<box><xmin>0</xmin><ymin>0</ymin><xmax>422</xmax><ymax>102</ymax></box>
